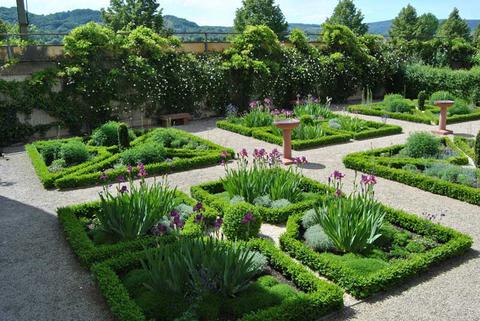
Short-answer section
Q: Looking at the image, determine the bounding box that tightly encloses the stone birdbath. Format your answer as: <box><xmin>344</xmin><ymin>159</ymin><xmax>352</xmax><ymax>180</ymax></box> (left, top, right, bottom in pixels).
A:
<box><xmin>433</xmin><ymin>100</ymin><xmax>454</xmax><ymax>135</ymax></box>
<box><xmin>273</xmin><ymin>119</ymin><xmax>300</xmax><ymax>165</ymax></box>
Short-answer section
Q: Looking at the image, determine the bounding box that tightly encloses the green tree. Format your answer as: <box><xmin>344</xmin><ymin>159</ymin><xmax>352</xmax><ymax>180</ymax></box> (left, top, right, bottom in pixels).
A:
<box><xmin>437</xmin><ymin>8</ymin><xmax>471</xmax><ymax>41</ymax></box>
<box><xmin>326</xmin><ymin>0</ymin><xmax>368</xmax><ymax>35</ymax></box>
<box><xmin>0</xmin><ymin>19</ymin><xmax>7</xmax><ymax>42</ymax></box>
<box><xmin>101</xmin><ymin>0</ymin><xmax>164</xmax><ymax>33</ymax></box>
<box><xmin>416</xmin><ymin>13</ymin><xmax>438</xmax><ymax>40</ymax></box>
<box><xmin>234</xmin><ymin>0</ymin><xmax>288</xmax><ymax>38</ymax></box>
<box><xmin>389</xmin><ymin>4</ymin><xmax>418</xmax><ymax>41</ymax></box>
<box><xmin>473</xmin><ymin>24</ymin><xmax>480</xmax><ymax>48</ymax></box>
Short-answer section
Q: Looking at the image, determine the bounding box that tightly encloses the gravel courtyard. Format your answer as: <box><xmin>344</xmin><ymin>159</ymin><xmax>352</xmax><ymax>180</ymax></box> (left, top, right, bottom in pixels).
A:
<box><xmin>0</xmin><ymin>113</ymin><xmax>479</xmax><ymax>321</ymax></box>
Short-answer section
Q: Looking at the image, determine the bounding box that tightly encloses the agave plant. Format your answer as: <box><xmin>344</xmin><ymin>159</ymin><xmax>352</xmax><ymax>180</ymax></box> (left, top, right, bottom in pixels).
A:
<box><xmin>97</xmin><ymin>166</ymin><xmax>178</xmax><ymax>241</ymax></box>
<box><xmin>313</xmin><ymin>171</ymin><xmax>385</xmax><ymax>253</ymax></box>
<box><xmin>142</xmin><ymin>237</ymin><xmax>267</xmax><ymax>297</ymax></box>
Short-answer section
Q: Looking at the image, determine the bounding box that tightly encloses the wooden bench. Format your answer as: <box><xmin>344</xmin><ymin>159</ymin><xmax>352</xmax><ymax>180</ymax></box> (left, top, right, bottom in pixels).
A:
<box><xmin>159</xmin><ymin>113</ymin><xmax>192</xmax><ymax>127</ymax></box>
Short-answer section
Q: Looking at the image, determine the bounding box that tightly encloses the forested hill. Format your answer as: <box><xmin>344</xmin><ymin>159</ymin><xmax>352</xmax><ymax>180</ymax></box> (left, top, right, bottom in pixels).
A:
<box><xmin>1</xmin><ymin>6</ymin><xmax>479</xmax><ymax>37</ymax></box>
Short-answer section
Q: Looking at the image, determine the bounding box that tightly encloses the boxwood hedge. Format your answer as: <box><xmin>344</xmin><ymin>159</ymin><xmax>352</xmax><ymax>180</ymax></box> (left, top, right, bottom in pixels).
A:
<box><xmin>57</xmin><ymin>191</ymin><xmax>216</xmax><ymax>267</ymax></box>
<box><xmin>280</xmin><ymin>207</ymin><xmax>472</xmax><ymax>299</ymax></box>
<box><xmin>91</xmin><ymin>238</ymin><xmax>344</xmax><ymax>321</ymax></box>
<box><xmin>343</xmin><ymin>142</ymin><xmax>480</xmax><ymax>205</ymax></box>
<box><xmin>27</xmin><ymin>128</ymin><xmax>234</xmax><ymax>190</ymax></box>
<box><xmin>217</xmin><ymin>118</ymin><xmax>402</xmax><ymax>151</ymax></box>
<box><xmin>190</xmin><ymin>173</ymin><xmax>332</xmax><ymax>224</ymax></box>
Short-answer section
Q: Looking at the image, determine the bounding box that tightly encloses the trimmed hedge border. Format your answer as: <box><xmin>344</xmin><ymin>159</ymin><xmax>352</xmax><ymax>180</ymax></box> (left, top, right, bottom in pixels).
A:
<box><xmin>190</xmin><ymin>172</ymin><xmax>332</xmax><ymax>224</ymax></box>
<box><xmin>343</xmin><ymin>144</ymin><xmax>480</xmax><ymax>205</ymax></box>
<box><xmin>280</xmin><ymin>207</ymin><xmax>473</xmax><ymax>299</ymax></box>
<box><xmin>91</xmin><ymin>238</ymin><xmax>344</xmax><ymax>321</ymax></box>
<box><xmin>217</xmin><ymin>118</ymin><xmax>402</xmax><ymax>151</ymax></box>
<box><xmin>27</xmin><ymin>128</ymin><xmax>234</xmax><ymax>190</ymax></box>
<box><xmin>57</xmin><ymin>191</ymin><xmax>215</xmax><ymax>267</ymax></box>
<box><xmin>348</xmin><ymin>103</ymin><xmax>480</xmax><ymax>125</ymax></box>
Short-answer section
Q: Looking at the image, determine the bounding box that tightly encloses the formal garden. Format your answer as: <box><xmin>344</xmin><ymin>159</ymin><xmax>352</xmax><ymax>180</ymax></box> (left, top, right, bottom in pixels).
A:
<box><xmin>1</xmin><ymin>0</ymin><xmax>480</xmax><ymax>321</ymax></box>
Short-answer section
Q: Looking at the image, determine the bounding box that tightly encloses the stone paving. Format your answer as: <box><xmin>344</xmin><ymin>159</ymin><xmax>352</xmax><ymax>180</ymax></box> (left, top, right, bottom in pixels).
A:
<box><xmin>0</xmin><ymin>113</ymin><xmax>479</xmax><ymax>321</ymax></box>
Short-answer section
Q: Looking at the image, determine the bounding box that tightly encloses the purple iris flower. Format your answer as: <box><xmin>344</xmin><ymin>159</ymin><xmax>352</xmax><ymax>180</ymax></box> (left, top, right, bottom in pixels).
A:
<box><xmin>241</xmin><ymin>212</ymin><xmax>255</xmax><ymax>224</ymax></box>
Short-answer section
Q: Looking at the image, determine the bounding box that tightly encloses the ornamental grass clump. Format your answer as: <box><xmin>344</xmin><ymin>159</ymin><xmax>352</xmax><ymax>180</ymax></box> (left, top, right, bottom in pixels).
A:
<box><xmin>312</xmin><ymin>171</ymin><xmax>385</xmax><ymax>253</ymax></box>
<box><xmin>222</xmin><ymin>148</ymin><xmax>306</xmax><ymax>204</ymax></box>
<box><xmin>141</xmin><ymin>237</ymin><xmax>267</xmax><ymax>298</ymax></box>
<box><xmin>97</xmin><ymin>164</ymin><xmax>178</xmax><ymax>241</ymax></box>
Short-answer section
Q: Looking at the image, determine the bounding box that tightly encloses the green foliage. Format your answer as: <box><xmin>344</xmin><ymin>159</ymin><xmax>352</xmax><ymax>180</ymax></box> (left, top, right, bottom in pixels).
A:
<box><xmin>59</xmin><ymin>141</ymin><xmax>90</xmax><ymax>165</ymax></box>
<box><xmin>118</xmin><ymin>123</ymin><xmax>130</xmax><ymax>149</ymax></box>
<box><xmin>424</xmin><ymin>163</ymin><xmax>478</xmax><ymax>187</ymax></box>
<box><xmin>418</xmin><ymin>90</ymin><xmax>427</xmax><ymax>110</ymax></box>
<box><xmin>299</xmin><ymin>115</ymin><xmax>315</xmax><ymax>126</ymax></box>
<box><xmin>476</xmin><ymin>131</ymin><xmax>480</xmax><ymax>168</ymax></box>
<box><xmin>48</xmin><ymin>158</ymin><xmax>67</xmax><ymax>173</ymax></box>
<box><xmin>416</xmin><ymin>13</ymin><xmax>439</xmax><ymax>41</ymax></box>
<box><xmin>389</xmin><ymin>5</ymin><xmax>419</xmax><ymax>41</ymax></box>
<box><xmin>222</xmin><ymin>156</ymin><xmax>304</xmax><ymax>204</ymax></box>
<box><xmin>304</xmin><ymin>224</ymin><xmax>335</xmax><ymax>252</ymax></box>
<box><xmin>142</xmin><ymin>238</ymin><xmax>266</xmax><ymax>298</ymax></box>
<box><xmin>243</xmin><ymin>108</ymin><xmax>273</xmax><ymax>127</ymax></box>
<box><xmin>223</xmin><ymin>203</ymin><xmax>262</xmax><ymax>241</ymax></box>
<box><xmin>91</xmin><ymin>121</ymin><xmax>122</xmax><ymax>146</ymax></box>
<box><xmin>448</xmin><ymin>100</ymin><xmax>473</xmax><ymax>116</ymax></box>
<box><xmin>403</xmin><ymin>132</ymin><xmax>441</xmax><ymax>158</ymax></box>
<box><xmin>334</xmin><ymin>117</ymin><xmax>368</xmax><ymax>132</ymax></box>
<box><xmin>101</xmin><ymin>0</ymin><xmax>164</xmax><ymax>33</ymax></box>
<box><xmin>288</xmin><ymin>28</ymin><xmax>310</xmax><ymax>53</ymax></box>
<box><xmin>294</xmin><ymin>103</ymin><xmax>333</xmax><ymax>119</ymax></box>
<box><xmin>233</xmin><ymin>0</ymin><xmax>288</xmax><ymax>38</ymax></box>
<box><xmin>313</xmin><ymin>195</ymin><xmax>385</xmax><ymax>253</ymax></box>
<box><xmin>430</xmin><ymin>90</ymin><xmax>455</xmax><ymax>104</ymax></box>
<box><xmin>292</xmin><ymin>123</ymin><xmax>325</xmax><ymax>140</ymax></box>
<box><xmin>383</xmin><ymin>94</ymin><xmax>412</xmax><ymax>113</ymax></box>
<box><xmin>325</xmin><ymin>0</ymin><xmax>368</xmax><ymax>35</ymax></box>
<box><xmin>120</xmin><ymin>143</ymin><xmax>165</xmax><ymax>165</ymax></box>
<box><xmin>437</xmin><ymin>8</ymin><xmax>471</xmax><ymax>41</ymax></box>
<box><xmin>97</xmin><ymin>178</ymin><xmax>178</xmax><ymax>241</ymax></box>
<box><xmin>40</xmin><ymin>141</ymin><xmax>62</xmax><ymax>165</ymax></box>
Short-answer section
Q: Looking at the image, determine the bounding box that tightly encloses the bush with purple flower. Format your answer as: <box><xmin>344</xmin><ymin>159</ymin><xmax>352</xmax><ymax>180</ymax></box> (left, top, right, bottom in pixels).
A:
<box><xmin>222</xmin><ymin>203</ymin><xmax>261</xmax><ymax>241</ymax></box>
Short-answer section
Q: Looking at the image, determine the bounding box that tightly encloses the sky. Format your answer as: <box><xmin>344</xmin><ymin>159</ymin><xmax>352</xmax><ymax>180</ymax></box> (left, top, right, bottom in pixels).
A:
<box><xmin>3</xmin><ymin>0</ymin><xmax>480</xmax><ymax>26</ymax></box>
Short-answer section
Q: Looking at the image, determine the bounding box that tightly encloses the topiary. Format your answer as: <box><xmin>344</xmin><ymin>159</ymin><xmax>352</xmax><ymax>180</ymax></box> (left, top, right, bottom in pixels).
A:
<box><xmin>222</xmin><ymin>203</ymin><xmax>261</xmax><ymax>241</ymax></box>
<box><xmin>91</xmin><ymin>121</ymin><xmax>121</xmax><ymax>146</ymax></box>
<box><xmin>117</xmin><ymin>123</ymin><xmax>130</xmax><ymax>149</ymax></box>
<box><xmin>417</xmin><ymin>90</ymin><xmax>427</xmax><ymax>111</ymax></box>
<box><xmin>403</xmin><ymin>132</ymin><xmax>441</xmax><ymax>158</ymax></box>
<box><xmin>303</xmin><ymin>224</ymin><xmax>334</xmax><ymax>252</ymax></box>
<box><xmin>475</xmin><ymin>130</ymin><xmax>480</xmax><ymax>168</ymax></box>
<box><xmin>59</xmin><ymin>141</ymin><xmax>90</xmax><ymax>165</ymax></box>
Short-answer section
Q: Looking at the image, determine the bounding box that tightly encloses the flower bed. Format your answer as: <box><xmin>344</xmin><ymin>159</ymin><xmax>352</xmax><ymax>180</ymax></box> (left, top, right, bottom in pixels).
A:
<box><xmin>280</xmin><ymin>172</ymin><xmax>473</xmax><ymax>299</ymax></box>
<box><xmin>91</xmin><ymin>238</ymin><xmax>344</xmax><ymax>321</ymax></box>
<box><xmin>27</xmin><ymin>125</ymin><xmax>233</xmax><ymax>189</ymax></box>
<box><xmin>217</xmin><ymin>100</ymin><xmax>401</xmax><ymax>150</ymax></box>
<box><xmin>191</xmin><ymin>149</ymin><xmax>331</xmax><ymax>224</ymax></box>
<box><xmin>343</xmin><ymin>134</ymin><xmax>480</xmax><ymax>205</ymax></box>
<box><xmin>348</xmin><ymin>96</ymin><xmax>480</xmax><ymax>125</ymax></box>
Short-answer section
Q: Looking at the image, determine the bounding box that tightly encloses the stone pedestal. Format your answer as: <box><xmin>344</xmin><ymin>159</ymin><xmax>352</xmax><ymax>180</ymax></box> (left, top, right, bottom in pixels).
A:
<box><xmin>432</xmin><ymin>100</ymin><xmax>454</xmax><ymax>135</ymax></box>
<box><xmin>273</xmin><ymin>119</ymin><xmax>300</xmax><ymax>165</ymax></box>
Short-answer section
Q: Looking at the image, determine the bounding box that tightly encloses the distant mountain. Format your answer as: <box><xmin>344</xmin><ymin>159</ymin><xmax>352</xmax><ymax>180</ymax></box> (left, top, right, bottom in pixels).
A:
<box><xmin>1</xmin><ymin>6</ymin><xmax>479</xmax><ymax>40</ymax></box>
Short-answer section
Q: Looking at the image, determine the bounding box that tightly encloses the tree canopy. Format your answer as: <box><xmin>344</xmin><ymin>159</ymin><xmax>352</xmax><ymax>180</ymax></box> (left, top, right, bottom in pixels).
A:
<box><xmin>101</xmin><ymin>0</ymin><xmax>164</xmax><ymax>33</ymax></box>
<box><xmin>234</xmin><ymin>0</ymin><xmax>288</xmax><ymax>38</ymax></box>
<box><xmin>389</xmin><ymin>5</ymin><xmax>418</xmax><ymax>41</ymax></box>
<box><xmin>416</xmin><ymin>13</ymin><xmax>439</xmax><ymax>40</ymax></box>
<box><xmin>326</xmin><ymin>0</ymin><xmax>368</xmax><ymax>35</ymax></box>
<box><xmin>437</xmin><ymin>8</ymin><xmax>471</xmax><ymax>41</ymax></box>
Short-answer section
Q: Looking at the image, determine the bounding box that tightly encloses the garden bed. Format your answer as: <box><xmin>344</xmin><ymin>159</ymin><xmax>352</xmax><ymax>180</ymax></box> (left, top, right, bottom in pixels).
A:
<box><xmin>57</xmin><ymin>189</ymin><xmax>216</xmax><ymax>266</ymax></box>
<box><xmin>280</xmin><ymin>205</ymin><xmax>472</xmax><ymax>299</ymax></box>
<box><xmin>91</xmin><ymin>238</ymin><xmax>344</xmax><ymax>321</ymax></box>
<box><xmin>191</xmin><ymin>170</ymin><xmax>331</xmax><ymax>224</ymax></box>
<box><xmin>27</xmin><ymin>125</ymin><xmax>233</xmax><ymax>189</ymax></box>
<box><xmin>348</xmin><ymin>98</ymin><xmax>480</xmax><ymax>125</ymax></box>
<box><xmin>217</xmin><ymin>116</ymin><xmax>401</xmax><ymax>151</ymax></box>
<box><xmin>343</xmin><ymin>136</ymin><xmax>480</xmax><ymax>205</ymax></box>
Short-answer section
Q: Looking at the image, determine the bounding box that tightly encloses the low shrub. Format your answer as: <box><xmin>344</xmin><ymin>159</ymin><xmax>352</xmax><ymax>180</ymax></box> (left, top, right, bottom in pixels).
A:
<box><xmin>48</xmin><ymin>158</ymin><xmax>67</xmax><ymax>173</ymax></box>
<box><xmin>40</xmin><ymin>141</ymin><xmax>62</xmax><ymax>165</ymax></box>
<box><xmin>448</xmin><ymin>100</ymin><xmax>473</xmax><ymax>116</ymax></box>
<box><xmin>430</xmin><ymin>91</ymin><xmax>455</xmax><ymax>105</ymax></box>
<box><xmin>120</xmin><ymin>143</ymin><xmax>165</xmax><ymax>165</ymax></box>
<box><xmin>403</xmin><ymin>132</ymin><xmax>441</xmax><ymax>158</ymax></box>
<box><xmin>303</xmin><ymin>225</ymin><xmax>334</xmax><ymax>252</ymax></box>
<box><xmin>59</xmin><ymin>141</ymin><xmax>90</xmax><ymax>165</ymax></box>
<box><xmin>424</xmin><ymin>163</ymin><xmax>478</xmax><ymax>187</ymax></box>
<box><xmin>384</xmin><ymin>94</ymin><xmax>412</xmax><ymax>113</ymax></box>
<box><xmin>223</xmin><ymin>203</ymin><xmax>262</xmax><ymax>241</ymax></box>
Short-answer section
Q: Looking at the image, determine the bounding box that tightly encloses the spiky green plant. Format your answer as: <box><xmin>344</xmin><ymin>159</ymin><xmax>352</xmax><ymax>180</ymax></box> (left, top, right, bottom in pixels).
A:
<box><xmin>243</xmin><ymin>108</ymin><xmax>273</xmax><ymax>127</ymax></box>
<box><xmin>97</xmin><ymin>177</ymin><xmax>178</xmax><ymax>241</ymax></box>
<box><xmin>142</xmin><ymin>238</ymin><xmax>266</xmax><ymax>297</ymax></box>
<box><xmin>294</xmin><ymin>102</ymin><xmax>333</xmax><ymax>119</ymax></box>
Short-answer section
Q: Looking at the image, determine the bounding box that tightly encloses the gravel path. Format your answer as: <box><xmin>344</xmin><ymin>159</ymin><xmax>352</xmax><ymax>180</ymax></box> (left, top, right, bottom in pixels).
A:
<box><xmin>0</xmin><ymin>115</ymin><xmax>479</xmax><ymax>321</ymax></box>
